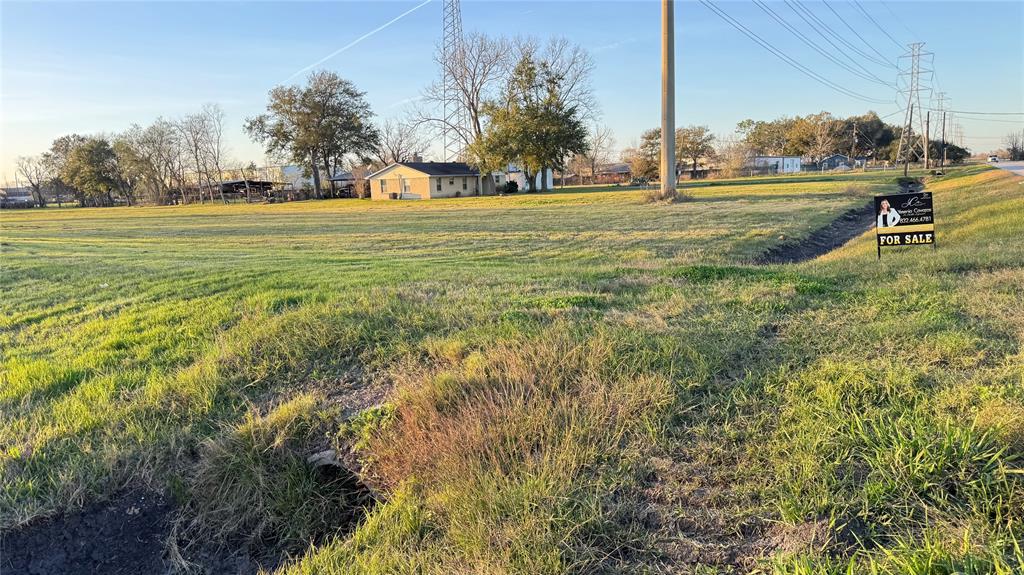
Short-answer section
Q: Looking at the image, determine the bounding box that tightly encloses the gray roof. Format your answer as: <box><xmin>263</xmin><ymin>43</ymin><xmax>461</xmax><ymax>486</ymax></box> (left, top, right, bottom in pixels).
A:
<box><xmin>371</xmin><ymin>162</ymin><xmax>480</xmax><ymax>178</ymax></box>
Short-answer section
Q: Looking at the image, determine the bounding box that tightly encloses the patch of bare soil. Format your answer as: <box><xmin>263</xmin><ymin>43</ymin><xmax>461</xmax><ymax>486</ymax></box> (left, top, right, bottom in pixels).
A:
<box><xmin>0</xmin><ymin>488</ymin><xmax>287</xmax><ymax>575</ymax></box>
<box><xmin>757</xmin><ymin>203</ymin><xmax>874</xmax><ymax>264</ymax></box>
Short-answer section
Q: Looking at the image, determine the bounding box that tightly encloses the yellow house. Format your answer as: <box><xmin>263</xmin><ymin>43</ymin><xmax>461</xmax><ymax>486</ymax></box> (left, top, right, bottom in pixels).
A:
<box><xmin>367</xmin><ymin>162</ymin><xmax>506</xmax><ymax>200</ymax></box>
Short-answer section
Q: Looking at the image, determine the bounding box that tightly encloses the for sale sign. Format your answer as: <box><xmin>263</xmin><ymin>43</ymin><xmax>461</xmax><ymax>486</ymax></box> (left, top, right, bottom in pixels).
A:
<box><xmin>874</xmin><ymin>191</ymin><xmax>935</xmax><ymax>257</ymax></box>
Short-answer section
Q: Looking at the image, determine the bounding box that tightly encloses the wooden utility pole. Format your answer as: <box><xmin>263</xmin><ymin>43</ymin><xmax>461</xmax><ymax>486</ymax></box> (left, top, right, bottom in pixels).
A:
<box><xmin>924</xmin><ymin>111</ymin><xmax>930</xmax><ymax>169</ymax></box>
<box><xmin>851</xmin><ymin>121</ymin><xmax>857</xmax><ymax>168</ymax></box>
<box><xmin>940</xmin><ymin>111</ymin><xmax>947</xmax><ymax>168</ymax></box>
<box><xmin>660</xmin><ymin>0</ymin><xmax>677</xmax><ymax>200</ymax></box>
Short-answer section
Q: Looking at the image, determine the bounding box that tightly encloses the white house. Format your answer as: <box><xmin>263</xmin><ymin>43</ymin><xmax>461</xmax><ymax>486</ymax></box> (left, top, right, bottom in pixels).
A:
<box><xmin>506</xmin><ymin>164</ymin><xmax>554</xmax><ymax>190</ymax></box>
<box><xmin>751</xmin><ymin>156</ymin><xmax>802</xmax><ymax>174</ymax></box>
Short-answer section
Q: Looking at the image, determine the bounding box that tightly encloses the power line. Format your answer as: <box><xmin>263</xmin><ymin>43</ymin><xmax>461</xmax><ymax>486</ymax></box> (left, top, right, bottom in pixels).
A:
<box><xmin>879</xmin><ymin>0</ymin><xmax>917</xmax><ymax>40</ymax></box>
<box><xmin>852</xmin><ymin>0</ymin><xmax>905</xmax><ymax>50</ymax></box>
<box><xmin>936</xmin><ymin>110</ymin><xmax>1024</xmax><ymax>116</ymax></box>
<box><xmin>784</xmin><ymin>0</ymin><xmax>895</xmax><ymax>77</ymax></box>
<box><xmin>790</xmin><ymin>0</ymin><xmax>896</xmax><ymax>70</ymax></box>
<box><xmin>698</xmin><ymin>0</ymin><xmax>891</xmax><ymax>105</ymax></box>
<box><xmin>821</xmin><ymin>0</ymin><xmax>896</xmax><ymax>66</ymax></box>
<box><xmin>753</xmin><ymin>0</ymin><xmax>896</xmax><ymax>88</ymax></box>
<box><xmin>945</xmin><ymin>115</ymin><xmax>1024</xmax><ymax>124</ymax></box>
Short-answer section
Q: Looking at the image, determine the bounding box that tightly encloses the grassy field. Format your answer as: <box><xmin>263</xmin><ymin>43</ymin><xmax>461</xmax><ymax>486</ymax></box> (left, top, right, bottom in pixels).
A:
<box><xmin>1</xmin><ymin>167</ymin><xmax>1022</xmax><ymax>573</ymax></box>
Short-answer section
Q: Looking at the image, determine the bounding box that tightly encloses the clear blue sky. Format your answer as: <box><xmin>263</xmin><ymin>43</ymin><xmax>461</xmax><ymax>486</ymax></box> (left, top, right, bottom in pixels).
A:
<box><xmin>2</xmin><ymin>1</ymin><xmax>1021</xmax><ymax>181</ymax></box>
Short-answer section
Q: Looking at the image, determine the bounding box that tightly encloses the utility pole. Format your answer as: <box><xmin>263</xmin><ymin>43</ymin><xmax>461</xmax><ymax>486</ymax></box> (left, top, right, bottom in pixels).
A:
<box><xmin>941</xmin><ymin>111</ymin><xmax>947</xmax><ymax>168</ymax></box>
<box><xmin>851</xmin><ymin>121</ymin><xmax>857</xmax><ymax>168</ymax></box>
<box><xmin>660</xmin><ymin>0</ymin><xmax>677</xmax><ymax>200</ymax></box>
<box><xmin>924</xmin><ymin>110</ymin><xmax>930</xmax><ymax>169</ymax></box>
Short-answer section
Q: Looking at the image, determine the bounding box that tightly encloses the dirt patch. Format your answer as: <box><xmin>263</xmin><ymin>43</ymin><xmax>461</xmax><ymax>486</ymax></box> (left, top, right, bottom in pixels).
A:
<box><xmin>1</xmin><ymin>488</ymin><xmax>174</xmax><ymax>575</ymax></box>
<box><xmin>0</xmin><ymin>477</ymin><xmax>364</xmax><ymax>575</ymax></box>
<box><xmin>757</xmin><ymin>203</ymin><xmax>874</xmax><ymax>264</ymax></box>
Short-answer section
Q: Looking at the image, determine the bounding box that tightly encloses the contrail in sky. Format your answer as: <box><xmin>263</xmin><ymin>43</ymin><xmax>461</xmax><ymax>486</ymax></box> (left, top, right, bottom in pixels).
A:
<box><xmin>285</xmin><ymin>0</ymin><xmax>434</xmax><ymax>83</ymax></box>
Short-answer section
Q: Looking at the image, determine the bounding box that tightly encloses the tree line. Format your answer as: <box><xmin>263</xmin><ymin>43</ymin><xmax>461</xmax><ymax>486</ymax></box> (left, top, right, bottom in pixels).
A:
<box><xmin>15</xmin><ymin>104</ymin><xmax>239</xmax><ymax>207</ymax></box>
<box><xmin>620</xmin><ymin>110</ymin><xmax>971</xmax><ymax>181</ymax></box>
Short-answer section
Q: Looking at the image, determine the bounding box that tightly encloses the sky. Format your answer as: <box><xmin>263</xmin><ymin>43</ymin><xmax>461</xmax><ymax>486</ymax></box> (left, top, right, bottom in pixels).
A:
<box><xmin>2</xmin><ymin>0</ymin><xmax>1022</xmax><ymax>182</ymax></box>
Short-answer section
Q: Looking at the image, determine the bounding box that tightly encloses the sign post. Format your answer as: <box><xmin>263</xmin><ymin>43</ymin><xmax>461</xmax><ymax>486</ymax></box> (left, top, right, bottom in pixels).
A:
<box><xmin>874</xmin><ymin>191</ymin><xmax>936</xmax><ymax>259</ymax></box>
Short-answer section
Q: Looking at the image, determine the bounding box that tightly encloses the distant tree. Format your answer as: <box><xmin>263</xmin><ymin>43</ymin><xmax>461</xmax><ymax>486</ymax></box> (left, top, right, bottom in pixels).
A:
<box><xmin>676</xmin><ymin>125</ymin><xmax>716</xmax><ymax>178</ymax></box>
<box><xmin>471</xmin><ymin>52</ymin><xmax>588</xmax><ymax>192</ymax></box>
<box><xmin>800</xmin><ymin>112</ymin><xmax>839</xmax><ymax>163</ymax></box>
<box><xmin>580</xmin><ymin>124</ymin><xmax>615</xmax><ymax>184</ymax></box>
<box><xmin>45</xmin><ymin>134</ymin><xmax>90</xmax><ymax>207</ymax></box>
<box><xmin>838</xmin><ymin>111</ymin><xmax>894</xmax><ymax>160</ymax></box>
<box><xmin>936</xmin><ymin>141</ymin><xmax>969</xmax><ymax>164</ymax></box>
<box><xmin>736</xmin><ymin>118</ymin><xmax>793</xmax><ymax>156</ymax></box>
<box><xmin>61</xmin><ymin>137</ymin><xmax>122</xmax><ymax>206</ymax></box>
<box><xmin>417</xmin><ymin>32</ymin><xmax>512</xmax><ymax>153</ymax></box>
<box><xmin>177</xmin><ymin>112</ymin><xmax>219</xmax><ymax>203</ymax></box>
<box><xmin>622</xmin><ymin>129</ymin><xmax>660</xmax><ymax>180</ymax></box>
<box><xmin>201</xmin><ymin>104</ymin><xmax>229</xmax><ymax>202</ymax></box>
<box><xmin>373</xmin><ymin>119</ymin><xmax>426</xmax><ymax>166</ymax></box>
<box><xmin>714</xmin><ymin>136</ymin><xmax>753</xmax><ymax>178</ymax></box>
<box><xmin>1005</xmin><ymin>130</ymin><xmax>1024</xmax><ymax>161</ymax></box>
<box><xmin>247</xmin><ymin>71</ymin><xmax>378</xmax><ymax>199</ymax></box>
<box><xmin>16</xmin><ymin>156</ymin><xmax>51</xmax><ymax>207</ymax></box>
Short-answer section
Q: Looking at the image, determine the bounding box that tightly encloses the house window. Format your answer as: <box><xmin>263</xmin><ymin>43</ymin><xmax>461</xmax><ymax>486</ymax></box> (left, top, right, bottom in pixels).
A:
<box><xmin>462</xmin><ymin>177</ymin><xmax>467</xmax><ymax>190</ymax></box>
<box><xmin>436</xmin><ymin>178</ymin><xmax>441</xmax><ymax>191</ymax></box>
<box><xmin>448</xmin><ymin>178</ymin><xmax>454</xmax><ymax>186</ymax></box>
<box><xmin>381</xmin><ymin>180</ymin><xmax>387</xmax><ymax>193</ymax></box>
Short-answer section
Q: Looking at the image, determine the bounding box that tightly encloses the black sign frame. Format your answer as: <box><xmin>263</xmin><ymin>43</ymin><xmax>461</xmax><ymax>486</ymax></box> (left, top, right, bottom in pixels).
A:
<box><xmin>874</xmin><ymin>191</ymin><xmax>937</xmax><ymax>259</ymax></box>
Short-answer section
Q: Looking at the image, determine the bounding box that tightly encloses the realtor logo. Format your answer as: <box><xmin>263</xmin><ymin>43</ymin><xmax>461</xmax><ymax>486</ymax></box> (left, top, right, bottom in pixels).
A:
<box><xmin>874</xmin><ymin>191</ymin><xmax>936</xmax><ymax>258</ymax></box>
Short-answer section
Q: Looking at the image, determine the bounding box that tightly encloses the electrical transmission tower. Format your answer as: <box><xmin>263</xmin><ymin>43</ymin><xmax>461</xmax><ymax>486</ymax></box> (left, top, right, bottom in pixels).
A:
<box><xmin>441</xmin><ymin>0</ymin><xmax>465</xmax><ymax>162</ymax></box>
<box><xmin>894</xmin><ymin>42</ymin><xmax>933</xmax><ymax>175</ymax></box>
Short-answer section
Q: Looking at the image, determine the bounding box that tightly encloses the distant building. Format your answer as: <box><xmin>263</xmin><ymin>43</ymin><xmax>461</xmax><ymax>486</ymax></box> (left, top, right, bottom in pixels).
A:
<box><xmin>751</xmin><ymin>156</ymin><xmax>802</xmax><ymax>174</ymax></box>
<box><xmin>818</xmin><ymin>154</ymin><xmax>866</xmax><ymax>171</ymax></box>
<box><xmin>0</xmin><ymin>187</ymin><xmax>36</xmax><ymax>208</ymax></box>
<box><xmin>328</xmin><ymin>171</ymin><xmax>356</xmax><ymax>194</ymax></box>
<box><xmin>506</xmin><ymin>164</ymin><xmax>553</xmax><ymax>191</ymax></box>
<box><xmin>367</xmin><ymin>162</ymin><xmax>506</xmax><ymax>200</ymax></box>
<box><xmin>596</xmin><ymin>163</ymin><xmax>632</xmax><ymax>183</ymax></box>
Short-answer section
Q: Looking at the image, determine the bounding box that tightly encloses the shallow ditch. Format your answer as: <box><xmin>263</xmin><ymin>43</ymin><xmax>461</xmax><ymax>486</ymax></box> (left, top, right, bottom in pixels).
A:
<box><xmin>756</xmin><ymin>202</ymin><xmax>875</xmax><ymax>264</ymax></box>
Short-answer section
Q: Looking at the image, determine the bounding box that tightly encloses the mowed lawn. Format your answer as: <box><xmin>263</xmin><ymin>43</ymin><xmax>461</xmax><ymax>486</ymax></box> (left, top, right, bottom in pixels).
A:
<box><xmin>1</xmin><ymin>167</ymin><xmax>1022</xmax><ymax>573</ymax></box>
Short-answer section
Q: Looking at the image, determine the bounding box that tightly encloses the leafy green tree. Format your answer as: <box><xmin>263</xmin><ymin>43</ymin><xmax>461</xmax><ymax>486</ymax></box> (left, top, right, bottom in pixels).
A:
<box><xmin>736</xmin><ymin>118</ymin><xmax>793</xmax><ymax>156</ymax></box>
<box><xmin>246</xmin><ymin>71</ymin><xmax>378</xmax><ymax>199</ymax></box>
<box><xmin>471</xmin><ymin>54</ymin><xmax>588</xmax><ymax>192</ymax></box>
<box><xmin>676</xmin><ymin>125</ymin><xmax>716</xmax><ymax>178</ymax></box>
<box><xmin>61</xmin><ymin>137</ymin><xmax>123</xmax><ymax>206</ymax></box>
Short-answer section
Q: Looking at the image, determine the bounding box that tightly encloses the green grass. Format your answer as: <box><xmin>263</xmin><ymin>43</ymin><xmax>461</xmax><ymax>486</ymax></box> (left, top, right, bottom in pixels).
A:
<box><xmin>1</xmin><ymin>167</ymin><xmax>1022</xmax><ymax>573</ymax></box>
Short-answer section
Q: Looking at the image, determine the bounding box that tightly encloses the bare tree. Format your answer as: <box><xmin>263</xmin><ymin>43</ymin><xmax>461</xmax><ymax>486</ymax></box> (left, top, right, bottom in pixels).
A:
<box><xmin>580</xmin><ymin>125</ymin><xmax>614</xmax><ymax>184</ymax></box>
<box><xmin>373</xmin><ymin>119</ymin><xmax>426</xmax><ymax>166</ymax></box>
<box><xmin>177</xmin><ymin>113</ymin><xmax>215</xmax><ymax>203</ymax></box>
<box><xmin>522</xmin><ymin>36</ymin><xmax>597</xmax><ymax>121</ymax></box>
<box><xmin>201</xmin><ymin>104</ymin><xmax>228</xmax><ymax>203</ymax></box>
<box><xmin>806</xmin><ymin>112</ymin><xmax>839</xmax><ymax>164</ymax></box>
<box><xmin>416</xmin><ymin>32</ymin><xmax>512</xmax><ymax>152</ymax></box>
<box><xmin>715</xmin><ymin>135</ymin><xmax>753</xmax><ymax>178</ymax></box>
<box><xmin>1005</xmin><ymin>130</ymin><xmax>1024</xmax><ymax>161</ymax></box>
<box><xmin>16</xmin><ymin>155</ymin><xmax>51</xmax><ymax>207</ymax></box>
